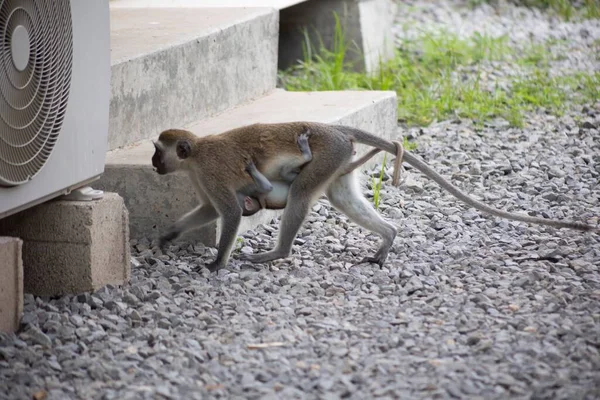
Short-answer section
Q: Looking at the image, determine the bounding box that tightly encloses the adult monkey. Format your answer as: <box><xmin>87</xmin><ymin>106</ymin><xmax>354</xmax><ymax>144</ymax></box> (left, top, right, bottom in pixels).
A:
<box><xmin>152</xmin><ymin>122</ymin><xmax>597</xmax><ymax>271</ymax></box>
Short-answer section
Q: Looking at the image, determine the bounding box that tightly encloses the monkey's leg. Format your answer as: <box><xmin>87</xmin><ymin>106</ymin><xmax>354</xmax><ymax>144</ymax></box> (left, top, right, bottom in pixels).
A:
<box><xmin>203</xmin><ymin>190</ymin><xmax>243</xmax><ymax>272</ymax></box>
<box><xmin>280</xmin><ymin>130</ymin><xmax>313</xmax><ymax>182</ymax></box>
<box><xmin>340</xmin><ymin>148</ymin><xmax>382</xmax><ymax>175</ymax></box>
<box><xmin>159</xmin><ymin>204</ymin><xmax>219</xmax><ymax>248</ymax></box>
<box><xmin>240</xmin><ymin>137</ymin><xmax>352</xmax><ymax>264</ymax></box>
<box><xmin>326</xmin><ymin>173</ymin><xmax>398</xmax><ymax>267</ymax></box>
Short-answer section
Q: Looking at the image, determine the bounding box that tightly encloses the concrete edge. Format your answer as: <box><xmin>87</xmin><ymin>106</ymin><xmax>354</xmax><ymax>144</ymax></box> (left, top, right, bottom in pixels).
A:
<box><xmin>110</xmin><ymin>6</ymin><xmax>278</xmax><ymax>65</ymax></box>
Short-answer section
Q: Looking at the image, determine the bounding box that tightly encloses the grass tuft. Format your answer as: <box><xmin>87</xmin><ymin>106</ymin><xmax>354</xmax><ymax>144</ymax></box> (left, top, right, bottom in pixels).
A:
<box><xmin>469</xmin><ymin>0</ymin><xmax>600</xmax><ymax>21</ymax></box>
<box><xmin>372</xmin><ymin>154</ymin><xmax>387</xmax><ymax>210</ymax></box>
<box><xmin>279</xmin><ymin>14</ymin><xmax>600</xmax><ymax>129</ymax></box>
<box><xmin>403</xmin><ymin>137</ymin><xmax>418</xmax><ymax>152</ymax></box>
<box><xmin>370</xmin><ymin>138</ymin><xmax>416</xmax><ymax>208</ymax></box>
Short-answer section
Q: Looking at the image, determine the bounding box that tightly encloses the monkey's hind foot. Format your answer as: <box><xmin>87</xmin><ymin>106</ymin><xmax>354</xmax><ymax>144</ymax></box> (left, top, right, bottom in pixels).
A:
<box><xmin>298</xmin><ymin>130</ymin><xmax>311</xmax><ymax>143</ymax></box>
<box><xmin>239</xmin><ymin>249</ymin><xmax>288</xmax><ymax>264</ymax></box>
<box><xmin>297</xmin><ymin>129</ymin><xmax>313</xmax><ymax>162</ymax></box>
<box><xmin>359</xmin><ymin>256</ymin><xmax>386</xmax><ymax>268</ymax></box>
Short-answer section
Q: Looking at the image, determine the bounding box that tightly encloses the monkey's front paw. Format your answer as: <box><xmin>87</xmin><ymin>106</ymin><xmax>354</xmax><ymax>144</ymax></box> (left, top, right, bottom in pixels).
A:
<box><xmin>158</xmin><ymin>231</ymin><xmax>178</xmax><ymax>249</ymax></box>
<box><xmin>204</xmin><ymin>261</ymin><xmax>224</xmax><ymax>273</ymax></box>
<box><xmin>244</xmin><ymin>160</ymin><xmax>256</xmax><ymax>172</ymax></box>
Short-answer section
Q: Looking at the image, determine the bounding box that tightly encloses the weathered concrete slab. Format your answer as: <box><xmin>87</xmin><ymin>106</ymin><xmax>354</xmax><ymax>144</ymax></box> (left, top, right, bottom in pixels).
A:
<box><xmin>0</xmin><ymin>237</ymin><xmax>23</xmax><ymax>333</ymax></box>
<box><xmin>109</xmin><ymin>7</ymin><xmax>278</xmax><ymax>150</ymax></box>
<box><xmin>279</xmin><ymin>0</ymin><xmax>396</xmax><ymax>73</ymax></box>
<box><xmin>110</xmin><ymin>0</ymin><xmax>305</xmax><ymax>8</ymax></box>
<box><xmin>0</xmin><ymin>194</ymin><xmax>131</xmax><ymax>297</ymax></box>
<box><xmin>96</xmin><ymin>89</ymin><xmax>398</xmax><ymax>243</ymax></box>
<box><xmin>110</xmin><ymin>0</ymin><xmax>395</xmax><ymax>73</ymax></box>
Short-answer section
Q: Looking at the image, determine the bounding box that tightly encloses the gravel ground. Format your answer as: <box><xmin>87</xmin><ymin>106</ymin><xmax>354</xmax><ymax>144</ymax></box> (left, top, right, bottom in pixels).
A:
<box><xmin>2</xmin><ymin>2</ymin><xmax>600</xmax><ymax>400</ymax></box>
<box><xmin>394</xmin><ymin>0</ymin><xmax>600</xmax><ymax>84</ymax></box>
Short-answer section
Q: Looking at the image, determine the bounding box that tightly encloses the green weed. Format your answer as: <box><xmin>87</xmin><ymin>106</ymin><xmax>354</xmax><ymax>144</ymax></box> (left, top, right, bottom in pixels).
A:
<box><xmin>370</xmin><ymin>138</ymin><xmax>415</xmax><ymax>208</ymax></box>
<box><xmin>517</xmin><ymin>42</ymin><xmax>551</xmax><ymax>67</ymax></box>
<box><xmin>371</xmin><ymin>154</ymin><xmax>387</xmax><ymax>210</ymax></box>
<box><xmin>279</xmin><ymin>13</ymin><xmax>599</xmax><ymax>130</ymax></box>
<box><xmin>280</xmin><ymin>24</ymin><xmax>513</xmax><ymax>126</ymax></box>
<box><xmin>470</xmin><ymin>0</ymin><xmax>600</xmax><ymax>21</ymax></box>
<box><xmin>235</xmin><ymin>237</ymin><xmax>244</xmax><ymax>251</ymax></box>
<box><xmin>561</xmin><ymin>72</ymin><xmax>600</xmax><ymax>104</ymax></box>
<box><xmin>583</xmin><ymin>0</ymin><xmax>600</xmax><ymax>19</ymax></box>
<box><xmin>403</xmin><ymin>137</ymin><xmax>418</xmax><ymax>152</ymax></box>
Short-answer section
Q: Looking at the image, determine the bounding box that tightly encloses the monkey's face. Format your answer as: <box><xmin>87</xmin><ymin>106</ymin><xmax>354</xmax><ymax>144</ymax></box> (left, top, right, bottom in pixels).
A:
<box><xmin>152</xmin><ymin>141</ymin><xmax>177</xmax><ymax>175</ymax></box>
<box><xmin>152</xmin><ymin>139</ymin><xmax>192</xmax><ymax>175</ymax></box>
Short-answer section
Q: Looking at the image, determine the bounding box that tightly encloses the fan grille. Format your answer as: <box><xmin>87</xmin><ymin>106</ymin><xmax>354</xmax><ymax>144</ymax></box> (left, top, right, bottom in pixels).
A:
<box><xmin>0</xmin><ymin>0</ymin><xmax>73</xmax><ymax>186</ymax></box>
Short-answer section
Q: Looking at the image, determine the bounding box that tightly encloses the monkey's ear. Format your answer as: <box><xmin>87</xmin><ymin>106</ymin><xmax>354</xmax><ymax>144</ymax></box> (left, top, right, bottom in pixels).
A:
<box><xmin>176</xmin><ymin>140</ymin><xmax>192</xmax><ymax>159</ymax></box>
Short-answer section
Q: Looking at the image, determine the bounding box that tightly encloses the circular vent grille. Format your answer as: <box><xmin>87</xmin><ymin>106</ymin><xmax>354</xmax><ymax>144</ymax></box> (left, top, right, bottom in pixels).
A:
<box><xmin>0</xmin><ymin>0</ymin><xmax>73</xmax><ymax>187</ymax></box>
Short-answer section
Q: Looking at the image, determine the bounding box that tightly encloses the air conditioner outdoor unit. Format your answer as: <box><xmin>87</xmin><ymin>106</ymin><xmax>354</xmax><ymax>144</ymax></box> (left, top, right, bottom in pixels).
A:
<box><xmin>0</xmin><ymin>0</ymin><xmax>110</xmax><ymax>219</ymax></box>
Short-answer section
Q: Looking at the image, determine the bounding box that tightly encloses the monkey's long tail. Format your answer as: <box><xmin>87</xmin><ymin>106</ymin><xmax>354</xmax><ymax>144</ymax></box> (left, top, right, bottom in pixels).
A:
<box><xmin>335</xmin><ymin>125</ymin><xmax>597</xmax><ymax>232</ymax></box>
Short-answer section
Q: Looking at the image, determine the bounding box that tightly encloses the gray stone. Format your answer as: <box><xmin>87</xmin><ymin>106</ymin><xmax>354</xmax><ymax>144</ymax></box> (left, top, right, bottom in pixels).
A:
<box><xmin>22</xmin><ymin>326</ymin><xmax>52</xmax><ymax>348</ymax></box>
<box><xmin>2</xmin><ymin>3</ymin><xmax>599</xmax><ymax>400</ymax></box>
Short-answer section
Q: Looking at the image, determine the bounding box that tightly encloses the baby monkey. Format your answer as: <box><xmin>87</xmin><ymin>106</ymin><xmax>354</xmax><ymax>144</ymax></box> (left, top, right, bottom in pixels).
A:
<box><xmin>238</xmin><ymin>131</ymin><xmax>386</xmax><ymax>216</ymax></box>
<box><xmin>237</xmin><ymin>130</ymin><xmax>313</xmax><ymax>215</ymax></box>
<box><xmin>239</xmin><ymin>161</ymin><xmax>289</xmax><ymax>215</ymax></box>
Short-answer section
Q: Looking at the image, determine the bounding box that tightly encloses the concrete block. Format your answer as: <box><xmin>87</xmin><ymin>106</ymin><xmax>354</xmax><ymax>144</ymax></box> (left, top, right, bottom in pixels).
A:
<box><xmin>0</xmin><ymin>194</ymin><xmax>130</xmax><ymax>297</ymax></box>
<box><xmin>109</xmin><ymin>7</ymin><xmax>278</xmax><ymax>150</ymax></box>
<box><xmin>0</xmin><ymin>237</ymin><xmax>23</xmax><ymax>333</ymax></box>
<box><xmin>96</xmin><ymin>89</ymin><xmax>397</xmax><ymax>243</ymax></box>
<box><xmin>279</xmin><ymin>0</ymin><xmax>396</xmax><ymax>73</ymax></box>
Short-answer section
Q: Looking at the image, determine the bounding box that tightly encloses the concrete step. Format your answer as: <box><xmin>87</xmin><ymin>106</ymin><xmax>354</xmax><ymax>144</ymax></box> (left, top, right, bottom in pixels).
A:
<box><xmin>109</xmin><ymin>6</ymin><xmax>278</xmax><ymax>150</ymax></box>
<box><xmin>96</xmin><ymin>89</ymin><xmax>397</xmax><ymax>243</ymax></box>
<box><xmin>110</xmin><ymin>0</ymin><xmax>396</xmax><ymax>74</ymax></box>
<box><xmin>110</xmin><ymin>0</ymin><xmax>306</xmax><ymax>9</ymax></box>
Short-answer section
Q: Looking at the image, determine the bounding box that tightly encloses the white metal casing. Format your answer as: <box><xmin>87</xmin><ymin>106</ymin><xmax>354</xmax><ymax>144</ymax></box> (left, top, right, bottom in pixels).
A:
<box><xmin>0</xmin><ymin>0</ymin><xmax>110</xmax><ymax>219</ymax></box>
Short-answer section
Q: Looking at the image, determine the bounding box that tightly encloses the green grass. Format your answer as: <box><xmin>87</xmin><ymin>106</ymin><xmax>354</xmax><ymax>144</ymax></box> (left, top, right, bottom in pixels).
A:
<box><xmin>469</xmin><ymin>0</ymin><xmax>600</xmax><ymax>21</ymax></box>
<box><xmin>370</xmin><ymin>138</ymin><xmax>417</xmax><ymax>208</ymax></box>
<box><xmin>371</xmin><ymin>154</ymin><xmax>387</xmax><ymax>210</ymax></box>
<box><xmin>280</xmin><ymin>28</ymin><xmax>514</xmax><ymax>126</ymax></box>
<box><xmin>279</xmin><ymin>16</ymin><xmax>600</xmax><ymax>129</ymax></box>
<box><xmin>517</xmin><ymin>41</ymin><xmax>552</xmax><ymax>67</ymax></box>
<box><xmin>562</xmin><ymin>72</ymin><xmax>600</xmax><ymax>104</ymax></box>
<box><xmin>235</xmin><ymin>236</ymin><xmax>244</xmax><ymax>251</ymax></box>
<box><xmin>403</xmin><ymin>136</ymin><xmax>418</xmax><ymax>152</ymax></box>
<box><xmin>522</xmin><ymin>0</ymin><xmax>600</xmax><ymax>20</ymax></box>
